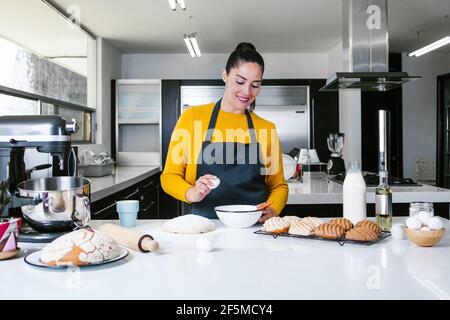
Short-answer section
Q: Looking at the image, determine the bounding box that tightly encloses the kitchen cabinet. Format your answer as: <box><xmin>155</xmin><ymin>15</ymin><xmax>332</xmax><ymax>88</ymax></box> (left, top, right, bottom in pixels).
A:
<box><xmin>111</xmin><ymin>79</ymin><xmax>161</xmax><ymax>167</ymax></box>
<box><xmin>91</xmin><ymin>172</ymin><xmax>161</xmax><ymax>220</ymax></box>
<box><xmin>437</xmin><ymin>72</ymin><xmax>450</xmax><ymax>188</ymax></box>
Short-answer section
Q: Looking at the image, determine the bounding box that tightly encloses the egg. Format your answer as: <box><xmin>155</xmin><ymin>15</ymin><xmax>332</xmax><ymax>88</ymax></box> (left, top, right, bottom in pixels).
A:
<box><xmin>406</xmin><ymin>217</ymin><xmax>422</xmax><ymax>230</ymax></box>
<box><xmin>196</xmin><ymin>237</ymin><xmax>213</xmax><ymax>252</ymax></box>
<box><xmin>210</xmin><ymin>178</ymin><xmax>221</xmax><ymax>190</ymax></box>
<box><xmin>428</xmin><ymin>217</ymin><xmax>444</xmax><ymax>230</ymax></box>
<box><xmin>391</xmin><ymin>223</ymin><xmax>407</xmax><ymax>240</ymax></box>
<box><xmin>417</xmin><ymin>210</ymin><xmax>433</xmax><ymax>226</ymax></box>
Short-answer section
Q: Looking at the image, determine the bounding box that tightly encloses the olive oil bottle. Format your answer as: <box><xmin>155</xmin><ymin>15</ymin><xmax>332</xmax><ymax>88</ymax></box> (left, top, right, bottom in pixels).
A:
<box><xmin>375</xmin><ymin>170</ymin><xmax>392</xmax><ymax>231</ymax></box>
<box><xmin>376</xmin><ymin>110</ymin><xmax>393</xmax><ymax>231</ymax></box>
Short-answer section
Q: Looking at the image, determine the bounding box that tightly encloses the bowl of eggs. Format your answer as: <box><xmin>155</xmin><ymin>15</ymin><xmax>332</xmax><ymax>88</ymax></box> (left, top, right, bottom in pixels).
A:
<box><xmin>405</xmin><ymin>213</ymin><xmax>445</xmax><ymax>247</ymax></box>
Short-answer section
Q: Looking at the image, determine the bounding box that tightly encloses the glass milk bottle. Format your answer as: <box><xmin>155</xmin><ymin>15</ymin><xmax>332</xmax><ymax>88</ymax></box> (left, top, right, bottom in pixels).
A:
<box><xmin>343</xmin><ymin>161</ymin><xmax>367</xmax><ymax>224</ymax></box>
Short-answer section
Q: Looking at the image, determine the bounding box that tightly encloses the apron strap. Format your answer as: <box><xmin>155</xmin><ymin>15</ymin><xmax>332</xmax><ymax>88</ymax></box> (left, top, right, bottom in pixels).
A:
<box><xmin>205</xmin><ymin>99</ymin><xmax>257</xmax><ymax>144</ymax></box>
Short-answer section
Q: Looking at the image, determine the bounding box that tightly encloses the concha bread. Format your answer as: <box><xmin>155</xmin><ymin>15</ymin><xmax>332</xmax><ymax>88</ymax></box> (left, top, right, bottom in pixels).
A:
<box><xmin>355</xmin><ymin>220</ymin><xmax>382</xmax><ymax>234</ymax></box>
<box><xmin>40</xmin><ymin>228</ymin><xmax>120</xmax><ymax>266</ymax></box>
<box><xmin>282</xmin><ymin>216</ymin><xmax>302</xmax><ymax>225</ymax></box>
<box><xmin>263</xmin><ymin>217</ymin><xmax>290</xmax><ymax>233</ymax></box>
<box><xmin>302</xmin><ymin>217</ymin><xmax>325</xmax><ymax>229</ymax></box>
<box><xmin>330</xmin><ymin>218</ymin><xmax>354</xmax><ymax>231</ymax></box>
<box><xmin>163</xmin><ymin>214</ymin><xmax>216</xmax><ymax>234</ymax></box>
<box><xmin>288</xmin><ymin>220</ymin><xmax>314</xmax><ymax>236</ymax></box>
<box><xmin>313</xmin><ymin>223</ymin><xmax>345</xmax><ymax>239</ymax></box>
<box><xmin>345</xmin><ymin>227</ymin><xmax>379</xmax><ymax>241</ymax></box>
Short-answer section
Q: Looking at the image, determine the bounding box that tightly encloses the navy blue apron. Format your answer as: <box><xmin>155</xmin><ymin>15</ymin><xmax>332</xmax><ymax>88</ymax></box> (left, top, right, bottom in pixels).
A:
<box><xmin>191</xmin><ymin>99</ymin><xmax>268</xmax><ymax>218</ymax></box>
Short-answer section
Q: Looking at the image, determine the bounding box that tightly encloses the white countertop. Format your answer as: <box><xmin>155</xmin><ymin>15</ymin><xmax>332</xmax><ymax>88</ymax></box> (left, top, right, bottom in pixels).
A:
<box><xmin>287</xmin><ymin>173</ymin><xmax>450</xmax><ymax>204</ymax></box>
<box><xmin>3</xmin><ymin>218</ymin><xmax>450</xmax><ymax>300</ymax></box>
<box><xmin>89</xmin><ymin>166</ymin><xmax>160</xmax><ymax>202</ymax></box>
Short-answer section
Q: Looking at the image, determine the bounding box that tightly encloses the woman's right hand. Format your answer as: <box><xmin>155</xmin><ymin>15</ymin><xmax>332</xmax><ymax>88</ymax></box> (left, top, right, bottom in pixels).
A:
<box><xmin>185</xmin><ymin>174</ymin><xmax>218</xmax><ymax>203</ymax></box>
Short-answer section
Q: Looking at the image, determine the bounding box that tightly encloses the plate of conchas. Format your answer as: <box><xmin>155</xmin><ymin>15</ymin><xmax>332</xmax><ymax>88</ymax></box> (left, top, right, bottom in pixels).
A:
<box><xmin>24</xmin><ymin>228</ymin><xmax>128</xmax><ymax>269</ymax></box>
<box><xmin>259</xmin><ymin>216</ymin><xmax>388</xmax><ymax>245</ymax></box>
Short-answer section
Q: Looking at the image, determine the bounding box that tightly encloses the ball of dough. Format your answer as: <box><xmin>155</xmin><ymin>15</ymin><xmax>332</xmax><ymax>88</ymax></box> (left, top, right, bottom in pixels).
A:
<box><xmin>420</xmin><ymin>226</ymin><xmax>431</xmax><ymax>232</ymax></box>
<box><xmin>428</xmin><ymin>217</ymin><xmax>444</xmax><ymax>230</ymax></box>
<box><xmin>406</xmin><ymin>217</ymin><xmax>422</xmax><ymax>230</ymax></box>
<box><xmin>417</xmin><ymin>210</ymin><xmax>433</xmax><ymax>226</ymax></box>
<box><xmin>163</xmin><ymin>214</ymin><xmax>216</xmax><ymax>234</ymax></box>
<box><xmin>196</xmin><ymin>237</ymin><xmax>212</xmax><ymax>252</ymax></box>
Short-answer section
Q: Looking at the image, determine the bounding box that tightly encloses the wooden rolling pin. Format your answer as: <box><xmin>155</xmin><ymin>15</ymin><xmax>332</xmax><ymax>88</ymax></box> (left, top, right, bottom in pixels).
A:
<box><xmin>99</xmin><ymin>223</ymin><xmax>159</xmax><ymax>253</ymax></box>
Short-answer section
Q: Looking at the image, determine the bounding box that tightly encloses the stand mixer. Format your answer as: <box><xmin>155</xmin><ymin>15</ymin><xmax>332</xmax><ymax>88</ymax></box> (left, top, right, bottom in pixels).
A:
<box><xmin>327</xmin><ymin>133</ymin><xmax>346</xmax><ymax>175</ymax></box>
<box><xmin>0</xmin><ymin>115</ymin><xmax>84</xmax><ymax>242</ymax></box>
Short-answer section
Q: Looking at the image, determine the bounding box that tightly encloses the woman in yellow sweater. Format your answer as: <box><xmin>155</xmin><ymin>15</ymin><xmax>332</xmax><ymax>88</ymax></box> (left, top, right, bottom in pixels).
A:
<box><xmin>161</xmin><ymin>42</ymin><xmax>288</xmax><ymax>221</ymax></box>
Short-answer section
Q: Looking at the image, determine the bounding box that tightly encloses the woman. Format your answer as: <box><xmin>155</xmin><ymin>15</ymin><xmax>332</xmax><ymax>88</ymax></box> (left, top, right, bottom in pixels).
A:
<box><xmin>161</xmin><ymin>43</ymin><xmax>288</xmax><ymax>222</ymax></box>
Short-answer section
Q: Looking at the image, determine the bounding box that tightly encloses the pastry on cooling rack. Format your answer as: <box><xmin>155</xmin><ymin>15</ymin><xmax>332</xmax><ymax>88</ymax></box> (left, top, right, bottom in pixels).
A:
<box><xmin>288</xmin><ymin>220</ymin><xmax>314</xmax><ymax>236</ymax></box>
<box><xmin>302</xmin><ymin>217</ymin><xmax>325</xmax><ymax>229</ymax></box>
<box><xmin>330</xmin><ymin>217</ymin><xmax>354</xmax><ymax>232</ymax></box>
<box><xmin>313</xmin><ymin>223</ymin><xmax>345</xmax><ymax>239</ymax></box>
<box><xmin>282</xmin><ymin>216</ymin><xmax>302</xmax><ymax>225</ymax></box>
<box><xmin>355</xmin><ymin>220</ymin><xmax>381</xmax><ymax>234</ymax></box>
<box><xmin>345</xmin><ymin>226</ymin><xmax>379</xmax><ymax>241</ymax></box>
<box><xmin>263</xmin><ymin>217</ymin><xmax>290</xmax><ymax>233</ymax></box>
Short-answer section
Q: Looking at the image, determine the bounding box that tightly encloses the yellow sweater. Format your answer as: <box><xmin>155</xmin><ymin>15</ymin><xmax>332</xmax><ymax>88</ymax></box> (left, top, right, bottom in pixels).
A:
<box><xmin>160</xmin><ymin>103</ymin><xmax>289</xmax><ymax>215</ymax></box>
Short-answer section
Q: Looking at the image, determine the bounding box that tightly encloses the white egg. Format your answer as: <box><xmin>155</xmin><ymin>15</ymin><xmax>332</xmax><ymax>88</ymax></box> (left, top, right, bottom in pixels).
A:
<box><xmin>406</xmin><ymin>217</ymin><xmax>422</xmax><ymax>230</ymax></box>
<box><xmin>420</xmin><ymin>226</ymin><xmax>431</xmax><ymax>232</ymax></box>
<box><xmin>417</xmin><ymin>210</ymin><xmax>433</xmax><ymax>226</ymax></box>
<box><xmin>196</xmin><ymin>237</ymin><xmax>213</xmax><ymax>252</ymax></box>
<box><xmin>210</xmin><ymin>178</ymin><xmax>221</xmax><ymax>190</ymax></box>
<box><xmin>391</xmin><ymin>223</ymin><xmax>407</xmax><ymax>240</ymax></box>
<box><xmin>428</xmin><ymin>217</ymin><xmax>444</xmax><ymax>230</ymax></box>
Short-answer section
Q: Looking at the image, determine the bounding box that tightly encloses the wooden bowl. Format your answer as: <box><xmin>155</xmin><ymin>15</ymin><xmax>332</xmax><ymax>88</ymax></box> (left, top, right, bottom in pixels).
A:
<box><xmin>405</xmin><ymin>228</ymin><xmax>445</xmax><ymax>247</ymax></box>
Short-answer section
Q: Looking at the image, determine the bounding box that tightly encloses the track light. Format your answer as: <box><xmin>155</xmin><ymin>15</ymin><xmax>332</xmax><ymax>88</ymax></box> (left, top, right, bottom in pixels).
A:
<box><xmin>408</xmin><ymin>36</ymin><xmax>450</xmax><ymax>57</ymax></box>
<box><xmin>183</xmin><ymin>33</ymin><xmax>201</xmax><ymax>58</ymax></box>
<box><xmin>168</xmin><ymin>0</ymin><xmax>186</xmax><ymax>11</ymax></box>
<box><xmin>177</xmin><ymin>0</ymin><xmax>186</xmax><ymax>10</ymax></box>
<box><xmin>168</xmin><ymin>0</ymin><xmax>176</xmax><ymax>10</ymax></box>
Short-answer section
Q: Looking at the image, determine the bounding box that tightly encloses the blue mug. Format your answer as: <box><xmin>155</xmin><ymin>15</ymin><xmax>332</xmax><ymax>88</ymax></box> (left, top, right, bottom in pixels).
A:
<box><xmin>116</xmin><ymin>200</ymin><xmax>139</xmax><ymax>228</ymax></box>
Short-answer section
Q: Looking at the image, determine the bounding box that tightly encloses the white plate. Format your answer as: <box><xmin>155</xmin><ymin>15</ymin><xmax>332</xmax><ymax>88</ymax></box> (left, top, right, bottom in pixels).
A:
<box><xmin>282</xmin><ymin>154</ymin><xmax>296</xmax><ymax>180</ymax></box>
<box><xmin>24</xmin><ymin>246</ymin><xmax>129</xmax><ymax>269</ymax></box>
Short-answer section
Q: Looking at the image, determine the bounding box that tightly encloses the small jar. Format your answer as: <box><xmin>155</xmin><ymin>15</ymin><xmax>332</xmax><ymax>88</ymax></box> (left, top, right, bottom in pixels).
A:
<box><xmin>409</xmin><ymin>202</ymin><xmax>434</xmax><ymax>218</ymax></box>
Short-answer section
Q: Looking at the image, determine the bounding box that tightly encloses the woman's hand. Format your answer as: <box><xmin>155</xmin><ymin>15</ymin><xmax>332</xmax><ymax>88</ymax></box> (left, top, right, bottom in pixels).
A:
<box><xmin>258</xmin><ymin>206</ymin><xmax>277</xmax><ymax>223</ymax></box>
<box><xmin>185</xmin><ymin>174</ymin><xmax>218</xmax><ymax>203</ymax></box>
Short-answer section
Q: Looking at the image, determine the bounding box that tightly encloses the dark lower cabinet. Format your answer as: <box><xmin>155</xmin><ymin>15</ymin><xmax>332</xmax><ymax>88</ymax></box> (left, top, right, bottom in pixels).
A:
<box><xmin>91</xmin><ymin>172</ymin><xmax>163</xmax><ymax>220</ymax></box>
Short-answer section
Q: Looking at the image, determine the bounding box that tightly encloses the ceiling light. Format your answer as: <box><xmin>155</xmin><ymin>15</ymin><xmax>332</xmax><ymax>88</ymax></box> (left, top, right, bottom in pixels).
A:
<box><xmin>189</xmin><ymin>35</ymin><xmax>201</xmax><ymax>57</ymax></box>
<box><xmin>168</xmin><ymin>0</ymin><xmax>186</xmax><ymax>11</ymax></box>
<box><xmin>184</xmin><ymin>34</ymin><xmax>196</xmax><ymax>57</ymax></box>
<box><xmin>408</xmin><ymin>36</ymin><xmax>450</xmax><ymax>57</ymax></box>
<box><xmin>183</xmin><ymin>34</ymin><xmax>201</xmax><ymax>58</ymax></box>
<box><xmin>177</xmin><ymin>0</ymin><xmax>186</xmax><ymax>10</ymax></box>
<box><xmin>168</xmin><ymin>0</ymin><xmax>177</xmax><ymax>10</ymax></box>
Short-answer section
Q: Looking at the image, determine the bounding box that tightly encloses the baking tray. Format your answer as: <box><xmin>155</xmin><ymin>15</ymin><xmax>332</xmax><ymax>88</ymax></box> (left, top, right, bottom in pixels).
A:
<box><xmin>254</xmin><ymin>230</ymin><xmax>391</xmax><ymax>246</ymax></box>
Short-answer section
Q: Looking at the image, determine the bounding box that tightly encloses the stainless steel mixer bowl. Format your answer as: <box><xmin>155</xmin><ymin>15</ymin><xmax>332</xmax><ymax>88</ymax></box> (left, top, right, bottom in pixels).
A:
<box><xmin>17</xmin><ymin>177</ymin><xmax>91</xmax><ymax>232</ymax></box>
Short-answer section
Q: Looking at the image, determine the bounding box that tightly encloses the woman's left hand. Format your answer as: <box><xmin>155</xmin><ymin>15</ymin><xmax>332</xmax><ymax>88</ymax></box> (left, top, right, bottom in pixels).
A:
<box><xmin>258</xmin><ymin>206</ymin><xmax>277</xmax><ymax>223</ymax></box>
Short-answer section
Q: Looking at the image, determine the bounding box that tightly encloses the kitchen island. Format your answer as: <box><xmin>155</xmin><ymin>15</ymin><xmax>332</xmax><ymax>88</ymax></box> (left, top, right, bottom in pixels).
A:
<box><xmin>3</xmin><ymin>218</ymin><xmax>450</xmax><ymax>300</ymax></box>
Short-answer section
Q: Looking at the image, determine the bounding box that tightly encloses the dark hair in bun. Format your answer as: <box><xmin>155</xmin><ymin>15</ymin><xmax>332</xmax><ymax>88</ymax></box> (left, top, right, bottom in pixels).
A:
<box><xmin>225</xmin><ymin>42</ymin><xmax>264</xmax><ymax>74</ymax></box>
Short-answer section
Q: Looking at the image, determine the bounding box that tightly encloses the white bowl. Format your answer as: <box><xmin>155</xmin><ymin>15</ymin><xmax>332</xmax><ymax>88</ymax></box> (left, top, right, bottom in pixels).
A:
<box><xmin>214</xmin><ymin>205</ymin><xmax>262</xmax><ymax>228</ymax></box>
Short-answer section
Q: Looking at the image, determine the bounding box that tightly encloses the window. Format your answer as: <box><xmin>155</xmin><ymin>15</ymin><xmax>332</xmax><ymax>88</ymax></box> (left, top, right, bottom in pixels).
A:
<box><xmin>0</xmin><ymin>0</ymin><xmax>96</xmax><ymax>143</ymax></box>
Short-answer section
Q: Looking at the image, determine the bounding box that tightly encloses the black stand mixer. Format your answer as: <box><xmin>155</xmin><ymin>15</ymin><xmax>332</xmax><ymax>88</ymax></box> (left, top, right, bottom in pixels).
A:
<box><xmin>0</xmin><ymin>115</ymin><xmax>86</xmax><ymax>242</ymax></box>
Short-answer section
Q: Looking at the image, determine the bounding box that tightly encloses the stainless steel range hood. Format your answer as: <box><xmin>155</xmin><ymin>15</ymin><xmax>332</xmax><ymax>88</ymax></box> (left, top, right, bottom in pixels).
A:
<box><xmin>321</xmin><ymin>0</ymin><xmax>420</xmax><ymax>92</ymax></box>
